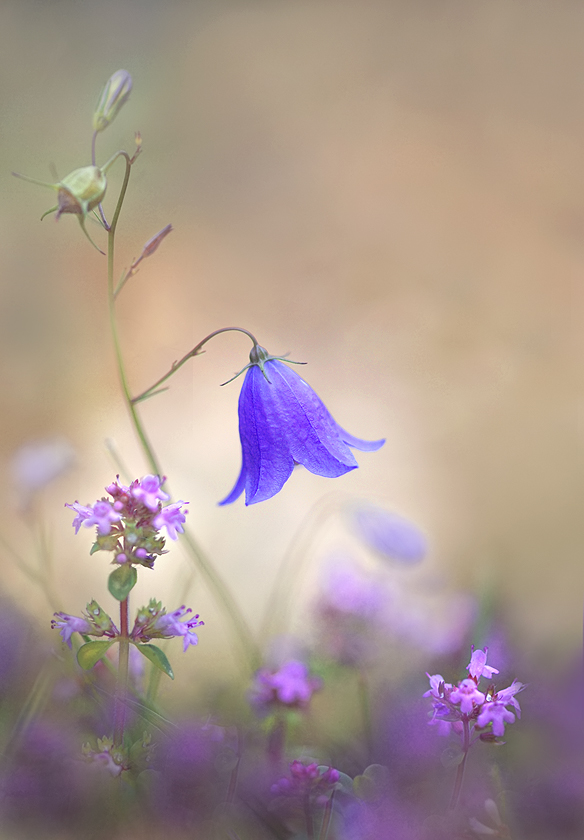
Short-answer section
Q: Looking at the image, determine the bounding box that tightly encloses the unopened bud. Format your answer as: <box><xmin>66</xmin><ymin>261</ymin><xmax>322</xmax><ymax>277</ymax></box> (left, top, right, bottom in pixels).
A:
<box><xmin>141</xmin><ymin>224</ymin><xmax>173</xmax><ymax>259</ymax></box>
<box><xmin>56</xmin><ymin>165</ymin><xmax>107</xmax><ymax>219</ymax></box>
<box><xmin>93</xmin><ymin>70</ymin><xmax>132</xmax><ymax>132</ymax></box>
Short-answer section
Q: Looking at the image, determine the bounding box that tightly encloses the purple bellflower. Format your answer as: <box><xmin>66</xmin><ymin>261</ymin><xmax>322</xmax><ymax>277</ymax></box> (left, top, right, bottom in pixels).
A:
<box><xmin>219</xmin><ymin>344</ymin><xmax>385</xmax><ymax>505</ymax></box>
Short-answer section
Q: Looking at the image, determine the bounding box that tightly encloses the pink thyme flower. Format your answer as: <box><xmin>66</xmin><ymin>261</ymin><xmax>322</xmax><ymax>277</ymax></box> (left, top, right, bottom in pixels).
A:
<box><xmin>271</xmin><ymin>761</ymin><xmax>340</xmax><ymax>806</ymax></box>
<box><xmin>450</xmin><ymin>678</ymin><xmax>486</xmax><ymax>715</ymax></box>
<box><xmin>66</xmin><ymin>500</ymin><xmax>121</xmax><ymax>535</ymax></box>
<box><xmin>131</xmin><ymin>600</ymin><xmax>204</xmax><ymax>652</ymax></box>
<box><xmin>467</xmin><ymin>647</ymin><xmax>499</xmax><ymax>680</ymax></box>
<box><xmin>131</xmin><ymin>474</ymin><xmax>170</xmax><ymax>511</ymax></box>
<box><xmin>152</xmin><ymin>501</ymin><xmax>188</xmax><ymax>540</ymax></box>
<box><xmin>496</xmin><ymin>680</ymin><xmax>525</xmax><ymax>716</ymax></box>
<box><xmin>251</xmin><ymin>660</ymin><xmax>322</xmax><ymax>711</ymax></box>
<box><xmin>51</xmin><ymin>613</ymin><xmax>93</xmax><ymax>648</ymax></box>
<box><xmin>476</xmin><ymin>700</ymin><xmax>516</xmax><ymax>737</ymax></box>
<box><xmin>65</xmin><ymin>501</ymin><xmax>96</xmax><ymax>534</ymax></box>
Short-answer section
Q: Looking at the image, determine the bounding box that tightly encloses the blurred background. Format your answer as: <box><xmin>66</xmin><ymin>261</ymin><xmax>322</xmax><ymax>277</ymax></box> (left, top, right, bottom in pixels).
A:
<box><xmin>0</xmin><ymin>0</ymin><xmax>582</xmax><ymax>692</ymax></box>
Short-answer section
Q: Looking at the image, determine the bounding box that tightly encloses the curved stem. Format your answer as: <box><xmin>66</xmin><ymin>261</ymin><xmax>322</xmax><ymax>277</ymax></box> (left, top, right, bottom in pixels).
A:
<box><xmin>106</xmin><ymin>160</ymin><xmax>259</xmax><ymax>674</ymax></box>
<box><xmin>132</xmin><ymin>327</ymin><xmax>259</xmax><ymax>404</ymax></box>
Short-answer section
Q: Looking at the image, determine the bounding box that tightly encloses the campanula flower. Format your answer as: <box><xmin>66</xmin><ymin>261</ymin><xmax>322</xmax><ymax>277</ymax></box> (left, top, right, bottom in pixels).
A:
<box><xmin>219</xmin><ymin>345</ymin><xmax>385</xmax><ymax>505</ymax></box>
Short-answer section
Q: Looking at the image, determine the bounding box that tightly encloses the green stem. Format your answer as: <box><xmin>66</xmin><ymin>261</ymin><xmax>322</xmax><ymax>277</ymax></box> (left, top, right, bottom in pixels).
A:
<box><xmin>132</xmin><ymin>326</ymin><xmax>259</xmax><ymax>404</ymax></box>
<box><xmin>357</xmin><ymin>667</ymin><xmax>374</xmax><ymax>759</ymax></box>
<box><xmin>113</xmin><ymin>596</ymin><xmax>130</xmax><ymax>748</ymax></box>
<box><xmin>106</xmin><ymin>157</ymin><xmax>259</xmax><ymax>674</ymax></box>
<box><xmin>449</xmin><ymin>716</ymin><xmax>471</xmax><ymax>810</ymax></box>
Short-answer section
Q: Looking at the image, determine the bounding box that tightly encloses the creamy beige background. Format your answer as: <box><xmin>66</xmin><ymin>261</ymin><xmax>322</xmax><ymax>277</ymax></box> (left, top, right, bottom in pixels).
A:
<box><xmin>0</xmin><ymin>1</ymin><xmax>581</xmax><ymax>687</ymax></box>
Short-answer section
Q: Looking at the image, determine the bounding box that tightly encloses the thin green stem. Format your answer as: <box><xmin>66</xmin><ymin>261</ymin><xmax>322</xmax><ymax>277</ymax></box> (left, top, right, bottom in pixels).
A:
<box><xmin>357</xmin><ymin>667</ymin><xmax>374</xmax><ymax>759</ymax></box>
<box><xmin>105</xmin><ymin>158</ymin><xmax>259</xmax><ymax>675</ymax></box>
<box><xmin>449</xmin><ymin>716</ymin><xmax>471</xmax><ymax>810</ymax></box>
<box><xmin>131</xmin><ymin>327</ymin><xmax>259</xmax><ymax>405</ymax></box>
<box><xmin>113</xmin><ymin>597</ymin><xmax>130</xmax><ymax>748</ymax></box>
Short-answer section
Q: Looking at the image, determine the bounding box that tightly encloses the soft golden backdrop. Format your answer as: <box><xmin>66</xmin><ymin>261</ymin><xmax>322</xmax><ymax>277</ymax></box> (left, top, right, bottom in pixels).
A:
<box><xmin>0</xmin><ymin>0</ymin><xmax>581</xmax><ymax>685</ymax></box>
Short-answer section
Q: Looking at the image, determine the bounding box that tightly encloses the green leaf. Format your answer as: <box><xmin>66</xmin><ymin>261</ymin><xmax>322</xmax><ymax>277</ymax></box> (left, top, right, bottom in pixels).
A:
<box><xmin>77</xmin><ymin>640</ymin><xmax>115</xmax><ymax>670</ymax></box>
<box><xmin>89</xmin><ymin>542</ymin><xmax>101</xmax><ymax>555</ymax></box>
<box><xmin>108</xmin><ymin>564</ymin><xmax>137</xmax><ymax>601</ymax></box>
<box><xmin>135</xmin><ymin>643</ymin><xmax>174</xmax><ymax>679</ymax></box>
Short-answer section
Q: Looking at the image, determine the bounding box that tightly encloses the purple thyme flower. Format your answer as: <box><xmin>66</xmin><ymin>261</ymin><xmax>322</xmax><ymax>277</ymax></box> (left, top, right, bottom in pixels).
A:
<box><xmin>131</xmin><ymin>600</ymin><xmax>204</xmax><ymax>651</ymax></box>
<box><xmin>250</xmin><ymin>660</ymin><xmax>322</xmax><ymax>711</ymax></box>
<box><xmin>424</xmin><ymin>646</ymin><xmax>524</xmax><ymax>742</ymax></box>
<box><xmin>66</xmin><ymin>500</ymin><xmax>121</xmax><ymax>535</ymax></box>
<box><xmin>152</xmin><ymin>501</ymin><xmax>188</xmax><ymax>540</ymax></box>
<box><xmin>51</xmin><ymin>601</ymin><xmax>119</xmax><ymax>648</ymax></box>
<box><xmin>131</xmin><ymin>474</ymin><xmax>170</xmax><ymax>511</ymax></box>
<box><xmin>476</xmin><ymin>699</ymin><xmax>517</xmax><ymax>737</ymax></box>
<box><xmin>51</xmin><ymin>613</ymin><xmax>93</xmax><ymax>648</ymax></box>
<box><xmin>219</xmin><ymin>344</ymin><xmax>385</xmax><ymax>505</ymax></box>
<box><xmin>271</xmin><ymin>760</ymin><xmax>340</xmax><ymax>805</ymax></box>
<box><xmin>467</xmin><ymin>647</ymin><xmax>499</xmax><ymax>680</ymax></box>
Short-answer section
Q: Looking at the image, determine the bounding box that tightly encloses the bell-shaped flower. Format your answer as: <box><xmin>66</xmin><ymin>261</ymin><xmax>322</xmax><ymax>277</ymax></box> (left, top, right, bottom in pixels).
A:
<box><xmin>219</xmin><ymin>345</ymin><xmax>385</xmax><ymax>505</ymax></box>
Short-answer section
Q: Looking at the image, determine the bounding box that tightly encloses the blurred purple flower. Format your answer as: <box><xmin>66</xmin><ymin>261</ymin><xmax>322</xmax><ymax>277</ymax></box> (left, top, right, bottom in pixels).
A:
<box><xmin>220</xmin><ymin>345</ymin><xmax>384</xmax><ymax>505</ymax></box>
<box><xmin>271</xmin><ymin>760</ymin><xmax>340</xmax><ymax>805</ymax></box>
<box><xmin>250</xmin><ymin>660</ymin><xmax>322</xmax><ymax>711</ymax></box>
<box><xmin>351</xmin><ymin>503</ymin><xmax>427</xmax><ymax>563</ymax></box>
<box><xmin>10</xmin><ymin>437</ymin><xmax>75</xmax><ymax>505</ymax></box>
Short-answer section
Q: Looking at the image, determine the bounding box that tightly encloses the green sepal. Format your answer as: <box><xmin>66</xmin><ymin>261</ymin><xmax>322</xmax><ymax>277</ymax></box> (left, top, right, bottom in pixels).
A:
<box><xmin>134</xmin><ymin>643</ymin><xmax>174</xmax><ymax>680</ymax></box>
<box><xmin>77</xmin><ymin>640</ymin><xmax>115</xmax><ymax>670</ymax></box>
<box><xmin>108</xmin><ymin>564</ymin><xmax>137</xmax><ymax>601</ymax></box>
<box><xmin>90</xmin><ymin>542</ymin><xmax>102</xmax><ymax>555</ymax></box>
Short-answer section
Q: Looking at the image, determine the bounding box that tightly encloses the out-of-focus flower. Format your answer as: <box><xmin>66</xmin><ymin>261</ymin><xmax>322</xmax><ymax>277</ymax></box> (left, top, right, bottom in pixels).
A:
<box><xmin>469</xmin><ymin>798</ymin><xmax>511</xmax><ymax>837</ymax></box>
<box><xmin>93</xmin><ymin>70</ymin><xmax>132</xmax><ymax>132</ymax></box>
<box><xmin>351</xmin><ymin>503</ymin><xmax>427</xmax><ymax>563</ymax></box>
<box><xmin>131</xmin><ymin>600</ymin><xmax>204</xmax><ymax>652</ymax></box>
<box><xmin>314</xmin><ymin>557</ymin><xmax>387</xmax><ymax>666</ymax></box>
<box><xmin>10</xmin><ymin>437</ymin><xmax>75</xmax><ymax>506</ymax></box>
<box><xmin>250</xmin><ymin>660</ymin><xmax>322</xmax><ymax>712</ymax></box>
<box><xmin>220</xmin><ymin>344</ymin><xmax>384</xmax><ymax>505</ymax></box>
<box><xmin>271</xmin><ymin>760</ymin><xmax>340</xmax><ymax>805</ymax></box>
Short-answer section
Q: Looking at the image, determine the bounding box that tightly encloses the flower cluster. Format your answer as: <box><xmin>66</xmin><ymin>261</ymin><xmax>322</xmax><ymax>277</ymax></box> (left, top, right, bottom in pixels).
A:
<box><xmin>131</xmin><ymin>599</ymin><xmax>204</xmax><ymax>651</ymax></box>
<box><xmin>271</xmin><ymin>760</ymin><xmax>340</xmax><ymax>806</ymax></box>
<box><xmin>250</xmin><ymin>660</ymin><xmax>322</xmax><ymax>713</ymax></box>
<box><xmin>51</xmin><ymin>599</ymin><xmax>203</xmax><ymax>653</ymax></box>
<box><xmin>66</xmin><ymin>475</ymin><xmax>188</xmax><ymax>568</ymax></box>
<box><xmin>51</xmin><ymin>600</ymin><xmax>118</xmax><ymax>648</ymax></box>
<box><xmin>425</xmin><ymin>647</ymin><xmax>525</xmax><ymax>739</ymax></box>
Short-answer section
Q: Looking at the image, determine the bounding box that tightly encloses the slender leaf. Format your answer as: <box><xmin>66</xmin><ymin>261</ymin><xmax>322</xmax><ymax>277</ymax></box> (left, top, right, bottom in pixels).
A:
<box><xmin>135</xmin><ymin>643</ymin><xmax>174</xmax><ymax>680</ymax></box>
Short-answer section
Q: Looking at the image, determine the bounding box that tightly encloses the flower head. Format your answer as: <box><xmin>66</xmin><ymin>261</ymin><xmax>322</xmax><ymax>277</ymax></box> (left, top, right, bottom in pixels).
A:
<box><xmin>424</xmin><ymin>646</ymin><xmax>524</xmax><ymax>742</ymax></box>
<box><xmin>250</xmin><ymin>659</ymin><xmax>322</xmax><ymax>712</ymax></box>
<box><xmin>271</xmin><ymin>761</ymin><xmax>340</xmax><ymax>805</ymax></box>
<box><xmin>220</xmin><ymin>345</ymin><xmax>384</xmax><ymax>505</ymax></box>
<box><xmin>131</xmin><ymin>600</ymin><xmax>204</xmax><ymax>652</ymax></box>
<box><xmin>65</xmin><ymin>476</ymin><xmax>188</xmax><ymax>568</ymax></box>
